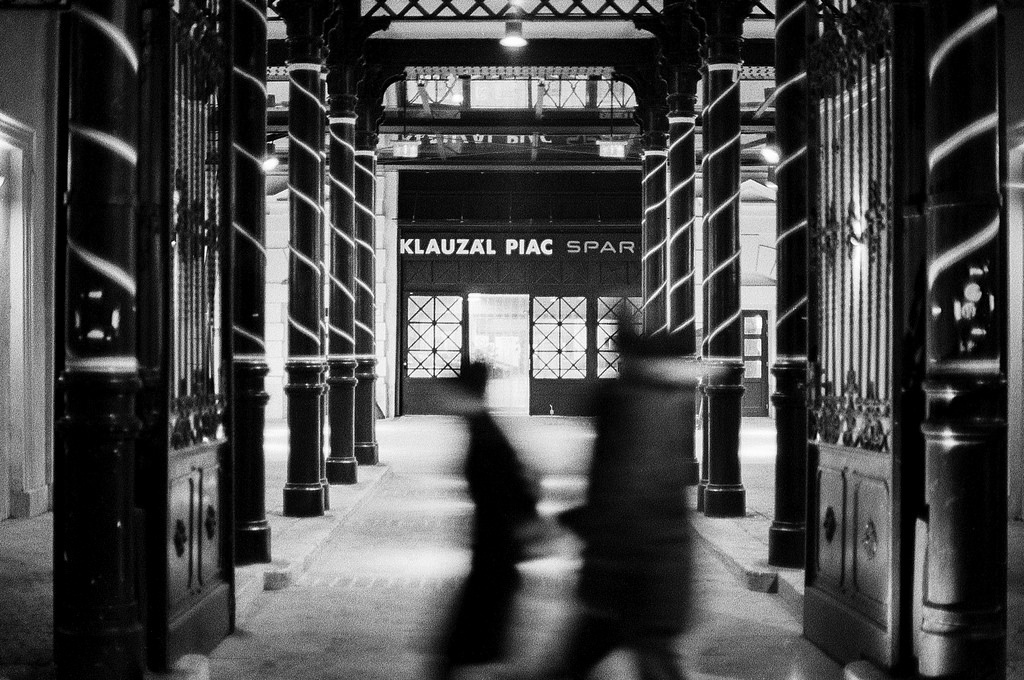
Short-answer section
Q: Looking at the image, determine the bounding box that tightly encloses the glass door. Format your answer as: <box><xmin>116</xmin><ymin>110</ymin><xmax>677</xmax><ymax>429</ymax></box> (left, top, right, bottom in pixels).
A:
<box><xmin>468</xmin><ymin>293</ymin><xmax>530</xmax><ymax>413</ymax></box>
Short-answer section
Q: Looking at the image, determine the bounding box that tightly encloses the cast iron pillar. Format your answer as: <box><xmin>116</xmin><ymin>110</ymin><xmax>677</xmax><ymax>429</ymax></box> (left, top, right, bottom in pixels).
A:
<box><xmin>652</xmin><ymin>0</ymin><xmax>703</xmax><ymax>487</ymax></box>
<box><xmin>699</xmin><ymin>0</ymin><xmax>752</xmax><ymax>518</ymax></box>
<box><xmin>56</xmin><ymin>0</ymin><xmax>144</xmax><ymax>676</ymax></box>
<box><xmin>278</xmin><ymin>0</ymin><xmax>328</xmax><ymax>517</ymax></box>
<box><xmin>640</xmin><ymin>126</ymin><xmax>669</xmax><ymax>336</ymax></box>
<box><xmin>697</xmin><ymin>60</ymin><xmax>710</xmax><ymax>512</ymax></box>
<box><xmin>231</xmin><ymin>0</ymin><xmax>272</xmax><ymax>563</ymax></box>
<box><xmin>767</xmin><ymin>0</ymin><xmax>809</xmax><ymax>568</ymax></box>
<box><xmin>323</xmin><ymin>47</ymin><xmax>359</xmax><ymax>485</ymax></box>
<box><xmin>919</xmin><ymin>1</ymin><xmax>1006</xmax><ymax>676</ymax></box>
<box><xmin>354</xmin><ymin>128</ymin><xmax>380</xmax><ymax>465</ymax></box>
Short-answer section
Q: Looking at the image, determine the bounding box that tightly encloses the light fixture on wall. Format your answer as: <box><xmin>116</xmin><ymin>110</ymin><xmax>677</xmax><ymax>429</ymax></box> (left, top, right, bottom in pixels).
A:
<box><xmin>760</xmin><ymin>131</ymin><xmax>780</xmax><ymax>164</ymax></box>
<box><xmin>501</xmin><ymin>6</ymin><xmax>527</xmax><ymax>48</ymax></box>
<box><xmin>392</xmin><ymin>139</ymin><xmax>421</xmax><ymax>158</ymax></box>
<box><xmin>262</xmin><ymin>141</ymin><xmax>280</xmax><ymax>172</ymax></box>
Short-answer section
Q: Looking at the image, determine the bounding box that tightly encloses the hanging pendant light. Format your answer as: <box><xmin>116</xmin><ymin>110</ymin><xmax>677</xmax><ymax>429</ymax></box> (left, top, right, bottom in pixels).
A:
<box><xmin>501</xmin><ymin>6</ymin><xmax>527</xmax><ymax>48</ymax></box>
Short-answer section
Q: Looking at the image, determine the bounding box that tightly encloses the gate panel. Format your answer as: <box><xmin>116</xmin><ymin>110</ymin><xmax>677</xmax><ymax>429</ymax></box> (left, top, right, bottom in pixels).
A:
<box><xmin>805</xmin><ymin>0</ymin><xmax>922</xmax><ymax>669</ymax></box>
<box><xmin>138</xmin><ymin>0</ymin><xmax>233</xmax><ymax>668</ymax></box>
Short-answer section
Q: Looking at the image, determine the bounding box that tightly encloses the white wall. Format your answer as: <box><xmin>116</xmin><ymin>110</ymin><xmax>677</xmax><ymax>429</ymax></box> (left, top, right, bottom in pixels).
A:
<box><xmin>0</xmin><ymin>12</ymin><xmax>59</xmax><ymax>519</ymax></box>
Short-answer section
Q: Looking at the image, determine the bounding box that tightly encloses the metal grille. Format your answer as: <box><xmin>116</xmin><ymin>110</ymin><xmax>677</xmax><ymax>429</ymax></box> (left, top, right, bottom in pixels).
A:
<box><xmin>360</xmin><ymin>0</ymin><xmax>775</xmax><ymax>19</ymax></box>
<box><xmin>808</xmin><ymin>0</ymin><xmax>893</xmax><ymax>452</ymax></box>
<box><xmin>532</xmin><ymin>296</ymin><xmax>587</xmax><ymax>379</ymax></box>
<box><xmin>596</xmin><ymin>296</ymin><xmax>642</xmax><ymax>378</ymax></box>
<box><xmin>362</xmin><ymin>0</ymin><xmax>663</xmax><ymax>20</ymax></box>
<box><xmin>407</xmin><ymin>295</ymin><xmax>463</xmax><ymax>378</ymax></box>
<box><xmin>170</xmin><ymin>0</ymin><xmax>227</xmax><ymax>449</ymax></box>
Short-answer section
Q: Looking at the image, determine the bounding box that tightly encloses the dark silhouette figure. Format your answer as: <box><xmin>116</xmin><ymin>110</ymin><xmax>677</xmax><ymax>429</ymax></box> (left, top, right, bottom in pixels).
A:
<box><xmin>437</xmin><ymin>361</ymin><xmax>541</xmax><ymax>680</ymax></box>
<box><xmin>553</xmin><ymin>332</ymin><xmax>699</xmax><ymax>680</ymax></box>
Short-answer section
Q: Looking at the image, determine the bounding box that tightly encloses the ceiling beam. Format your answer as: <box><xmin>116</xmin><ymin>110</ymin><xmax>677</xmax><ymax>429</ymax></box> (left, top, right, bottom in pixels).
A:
<box><xmin>268</xmin><ymin>37</ymin><xmax>775</xmax><ymax>69</ymax></box>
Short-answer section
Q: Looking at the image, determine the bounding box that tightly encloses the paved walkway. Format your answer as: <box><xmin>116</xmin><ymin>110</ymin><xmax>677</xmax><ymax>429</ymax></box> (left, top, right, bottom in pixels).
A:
<box><xmin>3</xmin><ymin>415</ymin><xmax>1023</xmax><ymax>679</ymax></box>
<box><xmin>211</xmin><ymin>416</ymin><xmax>833</xmax><ymax>680</ymax></box>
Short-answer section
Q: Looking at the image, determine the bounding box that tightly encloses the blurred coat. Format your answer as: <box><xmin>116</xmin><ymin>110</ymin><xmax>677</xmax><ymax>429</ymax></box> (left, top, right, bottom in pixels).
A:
<box><xmin>560</xmin><ymin>376</ymin><xmax>692</xmax><ymax>632</ymax></box>
<box><xmin>440</xmin><ymin>407</ymin><xmax>540</xmax><ymax>670</ymax></box>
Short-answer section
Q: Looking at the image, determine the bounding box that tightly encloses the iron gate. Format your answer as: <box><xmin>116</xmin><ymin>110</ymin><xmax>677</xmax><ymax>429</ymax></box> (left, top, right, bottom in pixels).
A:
<box><xmin>137</xmin><ymin>0</ymin><xmax>233</xmax><ymax>669</ymax></box>
<box><xmin>804</xmin><ymin>0</ymin><xmax>924</xmax><ymax>669</ymax></box>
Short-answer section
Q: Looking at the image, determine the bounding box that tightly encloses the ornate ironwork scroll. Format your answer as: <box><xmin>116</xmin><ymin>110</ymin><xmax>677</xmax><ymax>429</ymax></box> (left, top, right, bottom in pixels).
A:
<box><xmin>804</xmin><ymin>0</ymin><xmax>922</xmax><ymax>670</ymax></box>
<box><xmin>807</xmin><ymin>0</ymin><xmax>894</xmax><ymax>454</ymax></box>
<box><xmin>169</xmin><ymin>0</ymin><xmax>228</xmax><ymax>452</ymax></box>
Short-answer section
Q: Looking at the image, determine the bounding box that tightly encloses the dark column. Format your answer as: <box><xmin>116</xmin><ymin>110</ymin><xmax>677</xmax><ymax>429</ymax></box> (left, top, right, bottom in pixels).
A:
<box><xmin>318</xmin><ymin>72</ymin><xmax>331</xmax><ymax>510</ymax></box>
<box><xmin>641</xmin><ymin>137</ymin><xmax>669</xmax><ymax>336</ymax></box>
<box><xmin>767</xmin><ymin>0</ymin><xmax>809</xmax><ymax>568</ymax></box>
<box><xmin>919</xmin><ymin>2</ymin><xmax>1005</xmax><ymax>676</ymax></box>
<box><xmin>278</xmin><ymin>0</ymin><xmax>327</xmax><ymax>517</ymax></box>
<box><xmin>354</xmin><ymin>136</ymin><xmax>380</xmax><ymax>465</ymax></box>
<box><xmin>666</xmin><ymin>68</ymin><xmax>700</xmax><ymax>486</ymax></box>
<box><xmin>231</xmin><ymin>0</ymin><xmax>272</xmax><ymax>563</ymax></box>
<box><xmin>324</xmin><ymin>61</ymin><xmax>358</xmax><ymax>485</ymax></box>
<box><xmin>698</xmin><ymin>61</ymin><xmax>710</xmax><ymax>513</ymax></box>
<box><xmin>700</xmin><ymin>1</ymin><xmax>750</xmax><ymax>518</ymax></box>
<box><xmin>56</xmin><ymin>0</ymin><xmax>144</xmax><ymax>677</ymax></box>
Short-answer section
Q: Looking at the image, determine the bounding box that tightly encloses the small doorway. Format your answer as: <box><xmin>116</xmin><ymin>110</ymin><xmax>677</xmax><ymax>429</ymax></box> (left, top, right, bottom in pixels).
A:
<box><xmin>468</xmin><ymin>293</ymin><xmax>530</xmax><ymax>413</ymax></box>
<box><xmin>742</xmin><ymin>310</ymin><xmax>769</xmax><ymax>417</ymax></box>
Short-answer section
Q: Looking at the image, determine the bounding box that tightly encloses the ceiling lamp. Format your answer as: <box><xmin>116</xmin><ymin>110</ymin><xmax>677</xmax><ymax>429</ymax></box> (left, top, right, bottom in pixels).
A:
<box><xmin>760</xmin><ymin>131</ymin><xmax>780</xmax><ymax>164</ymax></box>
<box><xmin>501</xmin><ymin>7</ymin><xmax>527</xmax><ymax>48</ymax></box>
<box><xmin>262</xmin><ymin>141</ymin><xmax>280</xmax><ymax>172</ymax></box>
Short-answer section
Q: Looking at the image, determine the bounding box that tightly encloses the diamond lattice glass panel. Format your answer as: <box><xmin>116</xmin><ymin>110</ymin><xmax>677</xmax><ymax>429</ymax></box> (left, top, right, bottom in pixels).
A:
<box><xmin>531</xmin><ymin>296</ymin><xmax>587</xmax><ymax>379</ymax></box>
<box><xmin>595</xmin><ymin>296</ymin><xmax>642</xmax><ymax>378</ymax></box>
<box><xmin>406</xmin><ymin>295</ymin><xmax>463</xmax><ymax>378</ymax></box>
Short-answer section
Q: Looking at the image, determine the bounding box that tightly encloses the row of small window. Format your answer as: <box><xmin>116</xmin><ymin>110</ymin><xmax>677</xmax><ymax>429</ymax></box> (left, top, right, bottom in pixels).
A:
<box><xmin>405</xmin><ymin>295</ymin><xmax>641</xmax><ymax>380</ymax></box>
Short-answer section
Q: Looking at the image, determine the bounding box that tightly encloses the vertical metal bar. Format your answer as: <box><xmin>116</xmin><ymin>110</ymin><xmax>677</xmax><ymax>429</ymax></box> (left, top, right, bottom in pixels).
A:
<box><xmin>920</xmin><ymin>1</ymin><xmax>1006</xmax><ymax>676</ymax></box>
<box><xmin>56</xmin><ymin>0</ymin><xmax>145</xmax><ymax>676</ymax></box>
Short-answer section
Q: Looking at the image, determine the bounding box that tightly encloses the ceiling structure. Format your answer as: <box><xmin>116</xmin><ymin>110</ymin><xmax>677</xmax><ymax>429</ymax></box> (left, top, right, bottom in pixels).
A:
<box><xmin>265</xmin><ymin>0</ymin><xmax>779</xmax><ymax>185</ymax></box>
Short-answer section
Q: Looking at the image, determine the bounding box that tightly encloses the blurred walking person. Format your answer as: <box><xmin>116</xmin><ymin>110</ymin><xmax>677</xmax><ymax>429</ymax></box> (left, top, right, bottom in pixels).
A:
<box><xmin>436</xmin><ymin>361</ymin><xmax>543</xmax><ymax>680</ymax></box>
<box><xmin>552</xmin><ymin>331</ymin><xmax>705</xmax><ymax>680</ymax></box>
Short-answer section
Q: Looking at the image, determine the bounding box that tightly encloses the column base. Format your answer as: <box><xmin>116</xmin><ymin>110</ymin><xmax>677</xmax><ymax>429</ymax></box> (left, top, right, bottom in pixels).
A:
<box><xmin>321</xmin><ymin>479</ymin><xmax>330</xmax><ymax>511</ymax></box>
<box><xmin>236</xmin><ymin>522</ymin><xmax>272</xmax><ymax>565</ymax></box>
<box><xmin>326</xmin><ymin>456</ymin><xmax>358</xmax><ymax>484</ymax></box>
<box><xmin>767</xmin><ymin>521</ymin><xmax>805</xmax><ymax>568</ymax></box>
<box><xmin>696</xmin><ymin>481</ymin><xmax>708</xmax><ymax>512</ymax></box>
<box><xmin>918</xmin><ymin>624</ymin><xmax>1004</xmax><ymax>679</ymax></box>
<box><xmin>703</xmin><ymin>484</ymin><xmax>745</xmax><ymax>518</ymax></box>
<box><xmin>354</xmin><ymin>442</ymin><xmax>378</xmax><ymax>466</ymax></box>
<box><xmin>283</xmin><ymin>483</ymin><xmax>325</xmax><ymax>517</ymax></box>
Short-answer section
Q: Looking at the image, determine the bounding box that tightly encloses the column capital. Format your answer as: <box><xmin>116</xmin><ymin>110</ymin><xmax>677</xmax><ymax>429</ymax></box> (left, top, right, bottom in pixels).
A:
<box><xmin>274</xmin><ymin>0</ymin><xmax>330</xmax><ymax>63</ymax></box>
<box><xmin>697</xmin><ymin>0</ymin><xmax>756</xmax><ymax>63</ymax></box>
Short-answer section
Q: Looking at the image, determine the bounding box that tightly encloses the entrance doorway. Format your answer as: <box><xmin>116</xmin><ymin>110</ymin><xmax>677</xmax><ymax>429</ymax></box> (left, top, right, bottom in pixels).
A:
<box><xmin>468</xmin><ymin>293</ymin><xmax>530</xmax><ymax>413</ymax></box>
